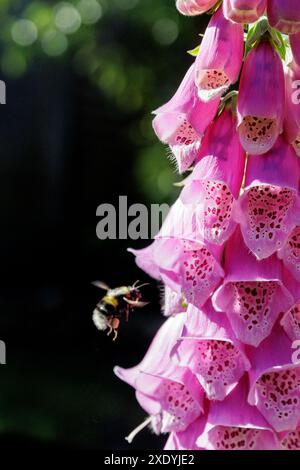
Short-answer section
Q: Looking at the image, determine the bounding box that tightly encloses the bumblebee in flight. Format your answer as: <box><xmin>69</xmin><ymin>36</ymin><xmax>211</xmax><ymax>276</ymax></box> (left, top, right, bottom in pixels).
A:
<box><xmin>92</xmin><ymin>280</ymin><xmax>149</xmax><ymax>341</ymax></box>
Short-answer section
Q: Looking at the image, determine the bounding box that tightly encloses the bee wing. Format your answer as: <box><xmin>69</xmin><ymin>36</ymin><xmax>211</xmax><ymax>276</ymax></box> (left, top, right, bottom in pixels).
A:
<box><xmin>92</xmin><ymin>280</ymin><xmax>110</xmax><ymax>291</ymax></box>
<box><xmin>123</xmin><ymin>297</ymin><xmax>150</xmax><ymax>308</ymax></box>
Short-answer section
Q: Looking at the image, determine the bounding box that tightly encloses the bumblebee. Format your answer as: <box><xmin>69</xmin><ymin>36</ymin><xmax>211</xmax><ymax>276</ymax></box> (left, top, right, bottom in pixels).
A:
<box><xmin>92</xmin><ymin>280</ymin><xmax>149</xmax><ymax>341</ymax></box>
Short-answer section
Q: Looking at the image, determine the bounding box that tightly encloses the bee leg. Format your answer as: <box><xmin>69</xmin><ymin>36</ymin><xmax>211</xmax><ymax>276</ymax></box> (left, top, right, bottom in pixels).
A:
<box><xmin>107</xmin><ymin>325</ymin><xmax>113</xmax><ymax>337</ymax></box>
<box><xmin>111</xmin><ymin>318</ymin><xmax>120</xmax><ymax>341</ymax></box>
<box><xmin>113</xmin><ymin>329</ymin><xmax>118</xmax><ymax>341</ymax></box>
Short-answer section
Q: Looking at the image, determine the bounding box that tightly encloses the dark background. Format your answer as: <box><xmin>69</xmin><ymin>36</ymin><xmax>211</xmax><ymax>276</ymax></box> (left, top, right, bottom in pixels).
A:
<box><xmin>0</xmin><ymin>0</ymin><xmax>206</xmax><ymax>449</ymax></box>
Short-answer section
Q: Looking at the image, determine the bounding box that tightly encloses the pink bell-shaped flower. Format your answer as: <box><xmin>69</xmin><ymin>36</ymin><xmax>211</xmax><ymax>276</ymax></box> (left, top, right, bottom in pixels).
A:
<box><xmin>223</xmin><ymin>0</ymin><xmax>267</xmax><ymax>24</ymax></box>
<box><xmin>237</xmin><ymin>40</ymin><xmax>285</xmax><ymax>155</ymax></box>
<box><xmin>176</xmin><ymin>0</ymin><xmax>219</xmax><ymax>16</ymax></box>
<box><xmin>131</xmin><ymin>236</ymin><xmax>224</xmax><ymax>309</ymax></box>
<box><xmin>164</xmin><ymin>417</ymin><xmax>206</xmax><ymax>450</ymax></box>
<box><xmin>281</xmin><ymin>299</ymin><xmax>300</xmax><ymax>342</ymax></box>
<box><xmin>196</xmin><ymin>376</ymin><xmax>280</xmax><ymax>450</ymax></box>
<box><xmin>114</xmin><ymin>315</ymin><xmax>204</xmax><ymax>438</ymax></box>
<box><xmin>280</xmin><ymin>271</ymin><xmax>300</xmax><ymax>342</ymax></box>
<box><xmin>114</xmin><ymin>0</ymin><xmax>300</xmax><ymax>450</ymax></box>
<box><xmin>278</xmin><ymin>227</ymin><xmax>300</xmax><ymax>282</ymax></box>
<box><xmin>212</xmin><ymin>229</ymin><xmax>293</xmax><ymax>347</ymax></box>
<box><xmin>172</xmin><ymin>301</ymin><xmax>251</xmax><ymax>401</ymax></box>
<box><xmin>194</xmin><ymin>7</ymin><xmax>244</xmax><ymax>101</ymax></box>
<box><xmin>153</xmin><ymin>63</ymin><xmax>220</xmax><ymax>173</ymax></box>
<box><xmin>248</xmin><ymin>325</ymin><xmax>300</xmax><ymax>433</ymax></box>
<box><xmin>267</xmin><ymin>0</ymin><xmax>300</xmax><ymax>35</ymax></box>
<box><xmin>129</xmin><ymin>198</ymin><xmax>225</xmax><ymax>308</ymax></box>
<box><xmin>235</xmin><ymin>136</ymin><xmax>300</xmax><ymax>260</ymax></box>
<box><xmin>181</xmin><ymin>105</ymin><xmax>245</xmax><ymax>245</ymax></box>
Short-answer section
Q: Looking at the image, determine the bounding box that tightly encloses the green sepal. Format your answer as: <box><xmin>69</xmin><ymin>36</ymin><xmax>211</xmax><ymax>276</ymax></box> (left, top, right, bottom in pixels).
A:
<box><xmin>217</xmin><ymin>90</ymin><xmax>238</xmax><ymax>117</ymax></box>
<box><xmin>244</xmin><ymin>17</ymin><xmax>287</xmax><ymax>61</ymax></box>
<box><xmin>268</xmin><ymin>27</ymin><xmax>287</xmax><ymax>60</ymax></box>
<box><xmin>187</xmin><ymin>45</ymin><xmax>200</xmax><ymax>57</ymax></box>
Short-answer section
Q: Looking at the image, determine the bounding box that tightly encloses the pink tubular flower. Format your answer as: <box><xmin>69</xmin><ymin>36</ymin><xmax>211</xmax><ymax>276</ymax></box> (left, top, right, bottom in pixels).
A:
<box><xmin>131</xmin><ymin>237</ymin><xmax>224</xmax><ymax>309</ymax></box>
<box><xmin>223</xmin><ymin>0</ymin><xmax>267</xmax><ymax>24</ymax></box>
<box><xmin>114</xmin><ymin>315</ymin><xmax>204</xmax><ymax>438</ymax></box>
<box><xmin>278</xmin><ymin>227</ymin><xmax>300</xmax><ymax>282</ymax></box>
<box><xmin>194</xmin><ymin>8</ymin><xmax>244</xmax><ymax>102</ymax></box>
<box><xmin>235</xmin><ymin>137</ymin><xmax>300</xmax><ymax>260</ymax></box>
<box><xmin>280</xmin><ymin>271</ymin><xmax>300</xmax><ymax>341</ymax></box>
<box><xmin>237</xmin><ymin>40</ymin><xmax>285</xmax><ymax>155</ymax></box>
<box><xmin>176</xmin><ymin>0</ymin><xmax>218</xmax><ymax>16</ymax></box>
<box><xmin>196</xmin><ymin>376</ymin><xmax>280</xmax><ymax>450</ymax></box>
<box><xmin>172</xmin><ymin>301</ymin><xmax>251</xmax><ymax>401</ymax></box>
<box><xmin>281</xmin><ymin>300</ymin><xmax>300</xmax><ymax>342</ymax></box>
<box><xmin>181</xmin><ymin>105</ymin><xmax>245</xmax><ymax>245</ymax></box>
<box><xmin>115</xmin><ymin>0</ymin><xmax>300</xmax><ymax>450</ymax></box>
<box><xmin>212</xmin><ymin>229</ymin><xmax>293</xmax><ymax>347</ymax></box>
<box><xmin>155</xmin><ymin>238</ymin><xmax>224</xmax><ymax>307</ymax></box>
<box><xmin>129</xmin><ymin>198</ymin><xmax>225</xmax><ymax>308</ymax></box>
<box><xmin>164</xmin><ymin>417</ymin><xmax>206</xmax><ymax>450</ymax></box>
<box><xmin>284</xmin><ymin>63</ymin><xmax>300</xmax><ymax>157</ymax></box>
<box><xmin>153</xmin><ymin>64</ymin><xmax>220</xmax><ymax>173</ymax></box>
<box><xmin>290</xmin><ymin>33</ymin><xmax>300</xmax><ymax>68</ymax></box>
<box><xmin>267</xmin><ymin>0</ymin><xmax>300</xmax><ymax>35</ymax></box>
<box><xmin>248</xmin><ymin>325</ymin><xmax>300</xmax><ymax>433</ymax></box>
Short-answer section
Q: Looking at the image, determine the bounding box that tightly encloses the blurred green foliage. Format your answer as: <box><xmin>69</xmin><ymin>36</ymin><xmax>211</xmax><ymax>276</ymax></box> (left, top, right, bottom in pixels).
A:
<box><xmin>0</xmin><ymin>0</ymin><xmax>204</xmax><ymax>202</ymax></box>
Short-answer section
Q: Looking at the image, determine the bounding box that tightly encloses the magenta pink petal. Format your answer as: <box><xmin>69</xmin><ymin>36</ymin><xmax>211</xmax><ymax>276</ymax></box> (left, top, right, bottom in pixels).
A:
<box><xmin>172</xmin><ymin>301</ymin><xmax>251</xmax><ymax>401</ymax></box>
<box><xmin>212</xmin><ymin>229</ymin><xmax>293</xmax><ymax>347</ymax></box>
<box><xmin>279</xmin><ymin>428</ymin><xmax>300</xmax><ymax>449</ymax></box>
<box><xmin>162</xmin><ymin>285</ymin><xmax>186</xmax><ymax>317</ymax></box>
<box><xmin>181</xmin><ymin>107</ymin><xmax>245</xmax><ymax>245</ymax></box>
<box><xmin>278</xmin><ymin>226</ymin><xmax>300</xmax><ymax>282</ymax></box>
<box><xmin>223</xmin><ymin>0</ymin><xmax>267</xmax><ymax>23</ymax></box>
<box><xmin>197</xmin><ymin>375</ymin><xmax>280</xmax><ymax>449</ymax></box>
<box><xmin>114</xmin><ymin>315</ymin><xmax>185</xmax><ymax>387</ymax></box>
<box><xmin>153</xmin><ymin>237</ymin><xmax>225</xmax><ymax>308</ymax></box>
<box><xmin>280</xmin><ymin>270</ymin><xmax>300</xmax><ymax>341</ymax></box>
<box><xmin>267</xmin><ymin>0</ymin><xmax>300</xmax><ymax>34</ymax></box>
<box><xmin>153</xmin><ymin>63</ymin><xmax>220</xmax><ymax>173</ymax></box>
<box><xmin>290</xmin><ymin>34</ymin><xmax>300</xmax><ymax>68</ymax></box>
<box><xmin>129</xmin><ymin>196</ymin><xmax>225</xmax><ymax>305</ymax></box>
<box><xmin>128</xmin><ymin>244</ymin><xmax>161</xmax><ymax>281</ymax></box>
<box><xmin>114</xmin><ymin>315</ymin><xmax>204</xmax><ymax>434</ymax></box>
<box><xmin>248</xmin><ymin>325</ymin><xmax>300</xmax><ymax>432</ymax></box>
<box><xmin>236</xmin><ymin>137</ymin><xmax>300</xmax><ymax>260</ymax></box>
<box><xmin>176</xmin><ymin>0</ymin><xmax>219</xmax><ymax>16</ymax></box>
<box><xmin>135</xmin><ymin>391</ymin><xmax>161</xmax><ymax>416</ymax></box>
<box><xmin>156</xmin><ymin>198</ymin><xmax>199</xmax><ymax>242</ymax></box>
<box><xmin>194</xmin><ymin>8</ymin><xmax>244</xmax><ymax>101</ymax></box>
<box><xmin>164</xmin><ymin>416</ymin><xmax>206</xmax><ymax>450</ymax></box>
<box><xmin>284</xmin><ymin>63</ymin><xmax>300</xmax><ymax>157</ymax></box>
<box><xmin>281</xmin><ymin>301</ymin><xmax>300</xmax><ymax>342</ymax></box>
<box><xmin>237</xmin><ymin>41</ymin><xmax>285</xmax><ymax>155</ymax></box>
